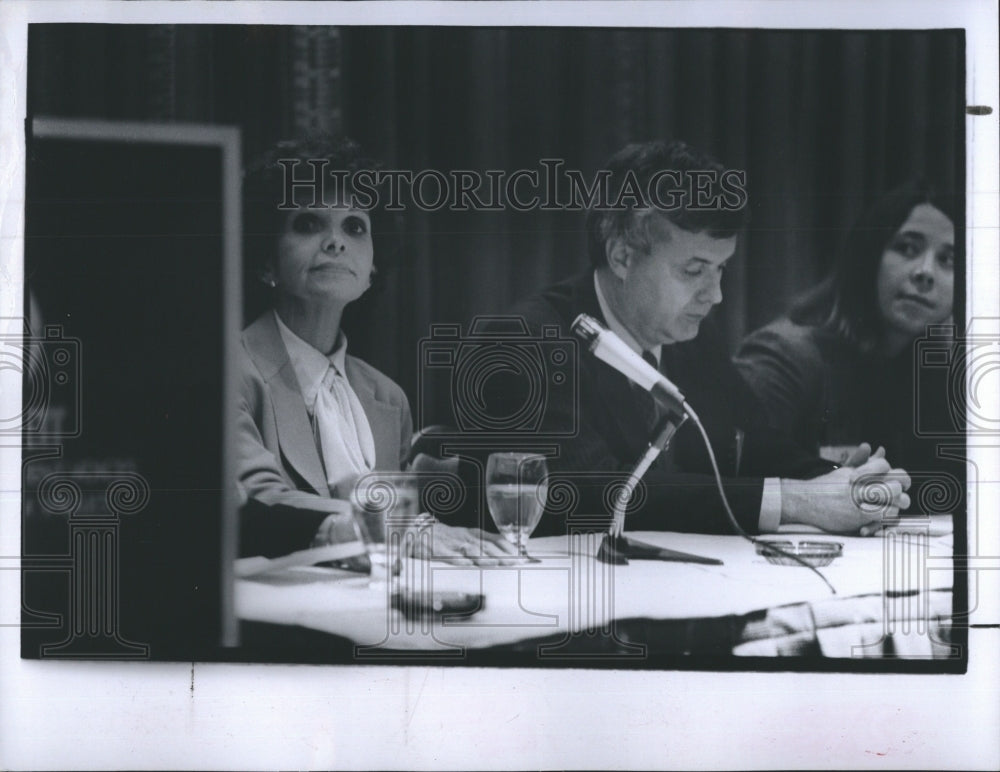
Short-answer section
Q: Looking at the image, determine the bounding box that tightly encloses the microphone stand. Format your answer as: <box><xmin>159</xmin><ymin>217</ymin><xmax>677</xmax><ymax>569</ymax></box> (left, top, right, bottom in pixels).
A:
<box><xmin>597</xmin><ymin>410</ymin><xmax>723</xmax><ymax>566</ymax></box>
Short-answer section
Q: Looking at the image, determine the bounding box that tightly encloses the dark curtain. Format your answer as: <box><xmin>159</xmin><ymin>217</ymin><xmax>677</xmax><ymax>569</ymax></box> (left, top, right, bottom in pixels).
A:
<box><xmin>28</xmin><ymin>25</ymin><xmax>964</xmax><ymax>428</ymax></box>
<box><xmin>338</xmin><ymin>28</ymin><xmax>963</xmax><ymax>426</ymax></box>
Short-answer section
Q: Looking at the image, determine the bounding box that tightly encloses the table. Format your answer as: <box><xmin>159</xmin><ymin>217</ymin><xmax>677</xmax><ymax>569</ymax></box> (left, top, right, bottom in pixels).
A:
<box><xmin>235</xmin><ymin>521</ymin><xmax>956</xmax><ymax>663</ymax></box>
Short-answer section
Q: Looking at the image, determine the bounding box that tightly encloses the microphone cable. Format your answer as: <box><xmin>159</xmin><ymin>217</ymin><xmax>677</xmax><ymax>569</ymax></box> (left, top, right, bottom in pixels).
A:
<box><xmin>682</xmin><ymin>402</ymin><xmax>837</xmax><ymax>595</ymax></box>
<box><xmin>573</xmin><ymin>311</ymin><xmax>837</xmax><ymax>592</ymax></box>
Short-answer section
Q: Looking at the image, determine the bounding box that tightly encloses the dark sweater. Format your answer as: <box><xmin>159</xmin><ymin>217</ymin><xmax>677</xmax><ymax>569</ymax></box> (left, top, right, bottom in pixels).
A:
<box><xmin>735</xmin><ymin>317</ymin><xmax>964</xmax><ymax>516</ymax></box>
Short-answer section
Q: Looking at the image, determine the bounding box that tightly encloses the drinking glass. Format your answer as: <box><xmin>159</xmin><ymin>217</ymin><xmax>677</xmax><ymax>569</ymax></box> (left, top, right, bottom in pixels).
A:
<box><xmin>351</xmin><ymin>472</ymin><xmax>422</xmax><ymax>584</ymax></box>
<box><xmin>485</xmin><ymin>452</ymin><xmax>548</xmax><ymax>558</ymax></box>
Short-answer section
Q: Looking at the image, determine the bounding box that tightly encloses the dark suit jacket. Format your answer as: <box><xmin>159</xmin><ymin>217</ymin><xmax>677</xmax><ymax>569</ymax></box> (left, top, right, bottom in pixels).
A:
<box><xmin>493</xmin><ymin>272</ymin><xmax>833</xmax><ymax>536</ymax></box>
<box><xmin>237</xmin><ymin>311</ymin><xmax>412</xmax><ymax>556</ymax></box>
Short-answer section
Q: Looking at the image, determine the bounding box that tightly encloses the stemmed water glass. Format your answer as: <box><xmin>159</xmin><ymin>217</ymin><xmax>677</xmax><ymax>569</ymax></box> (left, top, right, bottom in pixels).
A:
<box><xmin>351</xmin><ymin>471</ymin><xmax>421</xmax><ymax>585</ymax></box>
<box><xmin>485</xmin><ymin>452</ymin><xmax>548</xmax><ymax>560</ymax></box>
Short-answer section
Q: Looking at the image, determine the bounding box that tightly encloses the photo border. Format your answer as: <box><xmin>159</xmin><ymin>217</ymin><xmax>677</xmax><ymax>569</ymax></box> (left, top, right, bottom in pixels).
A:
<box><xmin>2</xmin><ymin>2</ymin><xmax>997</xmax><ymax>770</ymax></box>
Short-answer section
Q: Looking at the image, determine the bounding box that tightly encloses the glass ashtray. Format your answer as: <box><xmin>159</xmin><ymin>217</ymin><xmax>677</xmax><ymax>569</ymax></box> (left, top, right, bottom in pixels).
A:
<box><xmin>755</xmin><ymin>540</ymin><xmax>843</xmax><ymax>567</ymax></box>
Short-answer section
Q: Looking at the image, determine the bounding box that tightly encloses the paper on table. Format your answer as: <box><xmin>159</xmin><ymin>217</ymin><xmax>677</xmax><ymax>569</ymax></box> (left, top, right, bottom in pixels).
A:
<box><xmin>779</xmin><ymin>514</ymin><xmax>953</xmax><ymax>537</ymax></box>
<box><xmin>233</xmin><ymin>540</ymin><xmax>368</xmax><ymax>578</ymax></box>
<box><xmin>871</xmin><ymin>514</ymin><xmax>953</xmax><ymax>536</ymax></box>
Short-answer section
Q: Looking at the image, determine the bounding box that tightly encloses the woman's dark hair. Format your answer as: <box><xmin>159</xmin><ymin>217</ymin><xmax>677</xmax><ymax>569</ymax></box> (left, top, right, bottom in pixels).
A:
<box><xmin>585</xmin><ymin>139</ymin><xmax>750</xmax><ymax>269</ymax></box>
<box><xmin>789</xmin><ymin>178</ymin><xmax>959</xmax><ymax>352</ymax></box>
<box><xmin>242</xmin><ymin>135</ymin><xmax>399</xmax><ymax>321</ymax></box>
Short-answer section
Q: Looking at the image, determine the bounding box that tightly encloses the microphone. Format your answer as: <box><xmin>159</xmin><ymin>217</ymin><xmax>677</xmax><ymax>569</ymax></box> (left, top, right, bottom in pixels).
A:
<box><xmin>571</xmin><ymin>313</ymin><xmax>687</xmax><ymax>412</ymax></box>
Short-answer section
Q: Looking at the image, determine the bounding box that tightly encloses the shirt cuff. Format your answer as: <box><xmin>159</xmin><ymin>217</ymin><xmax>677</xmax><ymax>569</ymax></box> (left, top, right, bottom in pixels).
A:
<box><xmin>757</xmin><ymin>477</ymin><xmax>782</xmax><ymax>533</ymax></box>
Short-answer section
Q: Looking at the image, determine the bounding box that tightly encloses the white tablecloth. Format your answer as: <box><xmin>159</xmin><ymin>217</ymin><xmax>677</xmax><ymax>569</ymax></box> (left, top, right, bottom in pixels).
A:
<box><xmin>236</xmin><ymin>522</ymin><xmax>954</xmax><ymax>657</ymax></box>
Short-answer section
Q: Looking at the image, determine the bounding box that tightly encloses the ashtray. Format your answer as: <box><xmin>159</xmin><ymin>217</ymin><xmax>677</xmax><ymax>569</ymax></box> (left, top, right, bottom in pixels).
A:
<box><xmin>391</xmin><ymin>590</ymin><xmax>485</xmax><ymax>619</ymax></box>
<box><xmin>755</xmin><ymin>540</ymin><xmax>843</xmax><ymax>567</ymax></box>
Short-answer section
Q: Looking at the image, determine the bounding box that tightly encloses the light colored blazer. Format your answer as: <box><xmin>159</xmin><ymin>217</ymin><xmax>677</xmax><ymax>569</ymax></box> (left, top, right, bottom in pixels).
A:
<box><xmin>236</xmin><ymin>311</ymin><xmax>413</xmax><ymax>513</ymax></box>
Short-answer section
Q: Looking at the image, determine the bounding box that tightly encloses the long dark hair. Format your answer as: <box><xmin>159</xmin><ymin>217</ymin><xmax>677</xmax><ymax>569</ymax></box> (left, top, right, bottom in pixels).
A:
<box><xmin>789</xmin><ymin>178</ymin><xmax>958</xmax><ymax>353</ymax></box>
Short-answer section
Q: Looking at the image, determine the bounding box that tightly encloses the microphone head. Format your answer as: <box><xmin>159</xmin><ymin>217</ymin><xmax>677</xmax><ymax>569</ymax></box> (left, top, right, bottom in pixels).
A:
<box><xmin>571</xmin><ymin>313</ymin><xmax>603</xmax><ymax>346</ymax></box>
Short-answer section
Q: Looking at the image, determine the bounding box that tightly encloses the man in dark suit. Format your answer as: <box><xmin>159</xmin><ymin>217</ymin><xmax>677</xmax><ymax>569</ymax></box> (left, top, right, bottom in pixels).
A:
<box><xmin>489</xmin><ymin>140</ymin><xmax>911</xmax><ymax>537</ymax></box>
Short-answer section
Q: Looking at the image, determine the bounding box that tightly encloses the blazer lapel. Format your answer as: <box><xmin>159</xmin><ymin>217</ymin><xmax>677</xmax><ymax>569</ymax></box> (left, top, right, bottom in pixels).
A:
<box><xmin>344</xmin><ymin>357</ymin><xmax>401</xmax><ymax>471</ymax></box>
<box><xmin>243</xmin><ymin>313</ymin><xmax>330</xmax><ymax>496</ymax></box>
<box><xmin>270</xmin><ymin>364</ymin><xmax>330</xmax><ymax>495</ymax></box>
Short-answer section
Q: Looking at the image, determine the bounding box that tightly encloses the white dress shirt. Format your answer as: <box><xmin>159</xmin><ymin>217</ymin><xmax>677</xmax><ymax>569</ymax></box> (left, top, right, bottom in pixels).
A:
<box><xmin>593</xmin><ymin>272</ymin><xmax>782</xmax><ymax>532</ymax></box>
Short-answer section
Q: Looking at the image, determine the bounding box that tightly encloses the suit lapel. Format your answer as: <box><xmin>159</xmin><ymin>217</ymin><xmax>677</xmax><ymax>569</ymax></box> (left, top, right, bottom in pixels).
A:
<box><xmin>243</xmin><ymin>313</ymin><xmax>330</xmax><ymax>496</ymax></box>
<box><xmin>570</xmin><ymin>273</ymin><xmax>657</xmax><ymax>453</ymax></box>
<box><xmin>344</xmin><ymin>357</ymin><xmax>400</xmax><ymax>471</ymax></box>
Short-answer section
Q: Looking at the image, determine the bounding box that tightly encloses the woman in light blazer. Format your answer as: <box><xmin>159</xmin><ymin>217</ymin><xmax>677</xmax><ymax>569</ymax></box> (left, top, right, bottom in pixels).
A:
<box><xmin>237</xmin><ymin>137</ymin><xmax>513</xmax><ymax>563</ymax></box>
